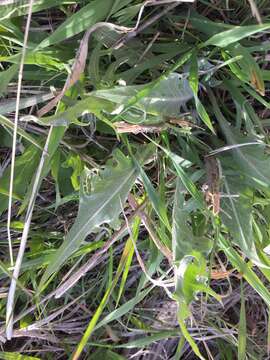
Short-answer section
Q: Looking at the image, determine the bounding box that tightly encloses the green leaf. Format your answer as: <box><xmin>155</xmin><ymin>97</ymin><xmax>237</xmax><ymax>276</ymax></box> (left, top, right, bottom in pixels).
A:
<box><xmin>94</xmin><ymin>73</ymin><xmax>193</xmax><ymax>123</ymax></box>
<box><xmin>189</xmin><ymin>51</ymin><xmax>199</xmax><ymax>94</ymax></box>
<box><xmin>0</xmin><ymin>93</ymin><xmax>54</xmax><ymax>116</ymax></box>
<box><xmin>101</xmin><ymin>351</ymin><xmax>126</xmax><ymax>360</ymax></box>
<box><xmin>0</xmin><ymin>352</ymin><xmax>40</xmax><ymax>360</ymax></box>
<box><xmin>115</xmin><ymin>330</ymin><xmax>179</xmax><ymax>348</ymax></box>
<box><xmin>116</xmin><ymin>217</ymin><xmax>140</xmax><ymax>305</ymax></box>
<box><xmin>132</xmin><ymin>156</ymin><xmax>171</xmax><ymax>231</ymax></box>
<box><xmin>177</xmin><ymin>311</ymin><xmax>205</xmax><ymax>360</ymax></box>
<box><xmin>209</xmin><ymin>90</ymin><xmax>270</xmax><ymax>188</ymax></box>
<box><xmin>95</xmin><ymin>285</ymin><xmax>154</xmax><ymax>331</ymax></box>
<box><xmin>219</xmin><ymin>235</ymin><xmax>270</xmax><ymax>307</ymax></box>
<box><xmin>190</xmin><ymin>11</ymin><xmax>231</xmax><ymax>36</ymax></box>
<box><xmin>194</xmin><ymin>95</ymin><xmax>215</xmax><ymax>133</ymax></box>
<box><xmin>223</xmin><ymin>79</ymin><xmax>261</xmax><ymax>130</ymax></box>
<box><xmin>0</xmin><ymin>144</ymin><xmax>41</xmax><ymax>215</ymax></box>
<box><xmin>18</xmin><ymin>126</ymin><xmax>66</xmax><ymax>214</ymax></box>
<box><xmin>188</xmin><ymin>52</ymin><xmax>214</xmax><ymax>133</ymax></box>
<box><xmin>205</xmin><ymin>23</ymin><xmax>270</xmax><ymax>48</ymax></box>
<box><xmin>238</xmin><ymin>281</ymin><xmax>247</xmax><ymax>360</ymax></box>
<box><xmin>39</xmin><ymin>147</ymin><xmax>152</xmax><ymax>288</ymax></box>
<box><xmin>172</xmin><ymin>180</ymin><xmax>217</xmax><ymax>359</ymax></box>
<box><xmin>32</xmin><ymin>96</ymin><xmax>114</xmax><ymax>126</ymax></box>
<box><xmin>38</xmin><ymin>0</ymin><xmax>114</xmax><ymax>48</ymax></box>
<box><xmin>62</xmin><ymin>153</ymin><xmax>84</xmax><ymax>191</ymax></box>
<box><xmin>147</xmin><ymin>138</ymin><xmax>204</xmax><ymax>207</ymax></box>
<box><xmin>222</xmin><ymin>178</ymin><xmax>260</xmax><ymax>264</ymax></box>
<box><xmin>168</xmin><ymin>151</ymin><xmax>204</xmax><ymax>207</ymax></box>
<box><xmin>73</xmin><ymin>226</ymin><xmax>138</xmax><ymax>358</ymax></box>
<box><xmin>224</xmin><ymin>43</ymin><xmax>265</xmax><ymax>95</ymax></box>
<box><xmin>110</xmin><ymin>50</ymin><xmax>193</xmax><ymax>123</ymax></box>
<box><xmin>0</xmin><ymin>114</ymin><xmax>43</xmax><ymax>150</ymax></box>
<box><xmin>1</xmin><ymin>51</ymin><xmax>66</xmax><ymax>71</ymax></box>
<box><xmin>172</xmin><ymin>179</ymin><xmax>212</xmax><ymax>263</ymax></box>
<box><xmin>0</xmin><ymin>64</ymin><xmax>18</xmax><ymax>96</ymax></box>
<box><xmin>173</xmin><ymin>252</ymin><xmax>215</xmax><ymax>360</ymax></box>
<box><xmin>0</xmin><ymin>0</ymin><xmax>71</xmax><ymax>19</ymax></box>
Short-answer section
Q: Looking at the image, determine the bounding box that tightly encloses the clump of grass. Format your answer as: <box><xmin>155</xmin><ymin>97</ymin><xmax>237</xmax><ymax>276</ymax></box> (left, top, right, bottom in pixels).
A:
<box><xmin>0</xmin><ymin>0</ymin><xmax>270</xmax><ymax>359</ymax></box>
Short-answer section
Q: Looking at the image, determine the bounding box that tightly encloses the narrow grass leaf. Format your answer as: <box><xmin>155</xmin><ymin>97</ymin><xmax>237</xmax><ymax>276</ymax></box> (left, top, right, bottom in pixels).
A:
<box><xmin>18</xmin><ymin>126</ymin><xmax>66</xmax><ymax>214</ymax></box>
<box><xmin>0</xmin><ymin>115</ymin><xmax>43</xmax><ymax>150</ymax></box>
<box><xmin>38</xmin><ymin>0</ymin><xmax>114</xmax><ymax>48</ymax></box>
<box><xmin>0</xmin><ymin>145</ymin><xmax>41</xmax><ymax>215</ymax></box>
<box><xmin>73</xmin><ymin>236</ymin><xmax>150</xmax><ymax>359</ymax></box>
<box><xmin>219</xmin><ymin>236</ymin><xmax>270</xmax><ymax>307</ymax></box>
<box><xmin>177</xmin><ymin>312</ymin><xmax>205</xmax><ymax>360</ymax></box>
<box><xmin>0</xmin><ymin>0</ymin><xmax>71</xmax><ymax>19</ymax></box>
<box><xmin>0</xmin><ymin>64</ymin><xmax>18</xmax><ymax>96</ymax></box>
<box><xmin>0</xmin><ymin>93</ymin><xmax>54</xmax><ymax>115</ymax></box>
<box><xmin>116</xmin><ymin>217</ymin><xmax>140</xmax><ymax>305</ymax></box>
<box><xmin>132</xmin><ymin>157</ymin><xmax>171</xmax><ymax>231</ymax></box>
<box><xmin>205</xmin><ymin>23</ymin><xmax>270</xmax><ymax>47</ymax></box>
<box><xmin>0</xmin><ymin>353</ymin><xmax>40</xmax><ymax>360</ymax></box>
<box><xmin>224</xmin><ymin>44</ymin><xmax>265</xmax><ymax>95</ymax></box>
<box><xmin>238</xmin><ymin>281</ymin><xmax>247</xmax><ymax>360</ymax></box>
<box><xmin>115</xmin><ymin>330</ymin><xmax>179</xmax><ymax>348</ymax></box>
<box><xmin>188</xmin><ymin>51</ymin><xmax>215</xmax><ymax>133</ymax></box>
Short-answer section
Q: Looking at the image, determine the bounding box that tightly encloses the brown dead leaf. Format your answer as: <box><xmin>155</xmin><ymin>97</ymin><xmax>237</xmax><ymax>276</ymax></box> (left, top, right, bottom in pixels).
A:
<box><xmin>203</xmin><ymin>155</ymin><xmax>221</xmax><ymax>216</ymax></box>
<box><xmin>114</xmin><ymin>121</ymin><xmax>168</xmax><ymax>134</ymax></box>
<box><xmin>210</xmin><ymin>268</ymin><xmax>234</xmax><ymax>280</ymax></box>
<box><xmin>250</xmin><ymin>68</ymin><xmax>265</xmax><ymax>96</ymax></box>
<box><xmin>247</xmin><ymin>0</ymin><xmax>262</xmax><ymax>24</ymax></box>
<box><xmin>167</xmin><ymin>117</ymin><xmax>202</xmax><ymax>129</ymax></box>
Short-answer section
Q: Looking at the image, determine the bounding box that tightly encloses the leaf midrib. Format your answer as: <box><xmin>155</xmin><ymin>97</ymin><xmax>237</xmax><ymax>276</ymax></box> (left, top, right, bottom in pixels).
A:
<box><xmin>42</xmin><ymin>164</ymin><xmax>137</xmax><ymax>283</ymax></box>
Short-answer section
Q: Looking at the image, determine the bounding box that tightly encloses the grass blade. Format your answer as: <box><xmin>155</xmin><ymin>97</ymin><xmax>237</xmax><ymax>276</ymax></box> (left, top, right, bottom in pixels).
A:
<box><xmin>204</xmin><ymin>23</ymin><xmax>270</xmax><ymax>48</ymax></box>
<box><xmin>238</xmin><ymin>281</ymin><xmax>247</xmax><ymax>360</ymax></box>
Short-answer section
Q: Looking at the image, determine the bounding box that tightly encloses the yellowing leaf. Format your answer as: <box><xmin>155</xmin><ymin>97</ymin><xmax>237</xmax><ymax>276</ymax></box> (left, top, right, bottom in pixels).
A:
<box><xmin>251</xmin><ymin>68</ymin><xmax>265</xmax><ymax>96</ymax></box>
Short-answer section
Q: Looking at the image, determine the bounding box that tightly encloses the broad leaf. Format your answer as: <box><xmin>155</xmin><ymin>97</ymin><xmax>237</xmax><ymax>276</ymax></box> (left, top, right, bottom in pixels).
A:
<box><xmin>172</xmin><ymin>180</ymin><xmax>212</xmax><ymax>263</ymax></box>
<box><xmin>29</xmin><ymin>96</ymin><xmax>114</xmax><ymax>127</ymax></box>
<box><xmin>221</xmin><ymin>178</ymin><xmax>259</xmax><ymax>263</ymax></box>
<box><xmin>93</xmin><ymin>73</ymin><xmax>193</xmax><ymax>123</ymax></box>
<box><xmin>210</xmin><ymin>91</ymin><xmax>270</xmax><ymax>188</ymax></box>
<box><xmin>39</xmin><ymin>146</ymin><xmax>153</xmax><ymax>288</ymax></box>
<box><xmin>172</xmin><ymin>179</ymin><xmax>216</xmax><ymax>353</ymax></box>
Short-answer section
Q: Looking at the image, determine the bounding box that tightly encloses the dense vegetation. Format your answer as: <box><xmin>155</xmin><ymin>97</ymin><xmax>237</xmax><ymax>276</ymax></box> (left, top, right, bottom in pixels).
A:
<box><xmin>1</xmin><ymin>0</ymin><xmax>270</xmax><ymax>359</ymax></box>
